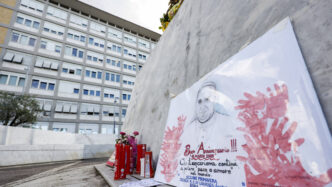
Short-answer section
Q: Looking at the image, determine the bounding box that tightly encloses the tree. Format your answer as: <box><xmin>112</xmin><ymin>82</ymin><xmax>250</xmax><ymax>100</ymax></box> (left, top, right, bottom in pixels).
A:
<box><xmin>0</xmin><ymin>92</ymin><xmax>40</xmax><ymax>126</ymax></box>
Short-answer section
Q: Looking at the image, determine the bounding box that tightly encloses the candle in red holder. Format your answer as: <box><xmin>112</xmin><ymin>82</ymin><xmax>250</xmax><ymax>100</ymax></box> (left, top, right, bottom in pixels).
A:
<box><xmin>136</xmin><ymin>144</ymin><xmax>146</xmax><ymax>174</ymax></box>
<box><xmin>124</xmin><ymin>145</ymin><xmax>132</xmax><ymax>175</ymax></box>
<box><xmin>144</xmin><ymin>151</ymin><xmax>154</xmax><ymax>178</ymax></box>
<box><xmin>114</xmin><ymin>144</ymin><xmax>126</xmax><ymax>180</ymax></box>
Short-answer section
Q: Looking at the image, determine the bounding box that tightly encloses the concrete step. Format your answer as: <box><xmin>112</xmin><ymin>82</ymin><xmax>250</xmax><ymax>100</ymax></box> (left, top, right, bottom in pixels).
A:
<box><xmin>94</xmin><ymin>164</ymin><xmax>172</xmax><ymax>187</ymax></box>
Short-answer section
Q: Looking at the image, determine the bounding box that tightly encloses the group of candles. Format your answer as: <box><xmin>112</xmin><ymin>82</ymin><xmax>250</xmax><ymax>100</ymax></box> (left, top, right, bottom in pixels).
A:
<box><xmin>114</xmin><ymin>144</ymin><xmax>154</xmax><ymax>180</ymax></box>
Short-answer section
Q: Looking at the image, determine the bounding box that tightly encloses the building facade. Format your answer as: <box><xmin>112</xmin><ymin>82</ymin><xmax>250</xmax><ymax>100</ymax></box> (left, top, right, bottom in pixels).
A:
<box><xmin>0</xmin><ymin>0</ymin><xmax>160</xmax><ymax>134</ymax></box>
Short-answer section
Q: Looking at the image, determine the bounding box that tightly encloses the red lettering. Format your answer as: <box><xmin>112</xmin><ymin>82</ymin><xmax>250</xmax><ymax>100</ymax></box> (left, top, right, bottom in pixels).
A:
<box><xmin>197</xmin><ymin>142</ymin><xmax>205</xmax><ymax>154</ymax></box>
<box><xmin>184</xmin><ymin>144</ymin><xmax>191</xmax><ymax>156</ymax></box>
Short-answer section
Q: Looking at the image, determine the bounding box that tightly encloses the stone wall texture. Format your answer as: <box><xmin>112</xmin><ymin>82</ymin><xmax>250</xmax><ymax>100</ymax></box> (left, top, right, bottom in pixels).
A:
<box><xmin>122</xmin><ymin>0</ymin><xmax>332</xmax><ymax>165</ymax></box>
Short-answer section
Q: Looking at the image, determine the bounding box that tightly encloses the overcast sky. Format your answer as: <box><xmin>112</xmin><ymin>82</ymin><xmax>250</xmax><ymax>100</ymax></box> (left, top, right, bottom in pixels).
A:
<box><xmin>79</xmin><ymin>0</ymin><xmax>169</xmax><ymax>34</ymax></box>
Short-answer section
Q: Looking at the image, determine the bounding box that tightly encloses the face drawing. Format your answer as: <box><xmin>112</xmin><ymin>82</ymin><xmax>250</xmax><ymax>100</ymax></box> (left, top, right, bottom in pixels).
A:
<box><xmin>196</xmin><ymin>85</ymin><xmax>215</xmax><ymax>123</ymax></box>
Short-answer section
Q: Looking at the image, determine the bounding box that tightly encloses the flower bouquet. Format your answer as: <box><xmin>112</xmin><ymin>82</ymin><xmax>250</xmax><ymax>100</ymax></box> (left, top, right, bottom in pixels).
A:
<box><xmin>106</xmin><ymin>131</ymin><xmax>139</xmax><ymax>172</ymax></box>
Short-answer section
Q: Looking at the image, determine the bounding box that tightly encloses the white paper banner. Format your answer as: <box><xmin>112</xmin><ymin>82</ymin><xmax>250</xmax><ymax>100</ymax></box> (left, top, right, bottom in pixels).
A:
<box><xmin>154</xmin><ymin>18</ymin><xmax>332</xmax><ymax>187</ymax></box>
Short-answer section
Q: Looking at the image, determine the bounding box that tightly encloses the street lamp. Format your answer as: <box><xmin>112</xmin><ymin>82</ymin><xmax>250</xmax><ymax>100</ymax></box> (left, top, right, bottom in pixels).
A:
<box><xmin>23</xmin><ymin>66</ymin><xmax>30</xmax><ymax>94</ymax></box>
<box><xmin>113</xmin><ymin>98</ymin><xmax>118</xmax><ymax>134</ymax></box>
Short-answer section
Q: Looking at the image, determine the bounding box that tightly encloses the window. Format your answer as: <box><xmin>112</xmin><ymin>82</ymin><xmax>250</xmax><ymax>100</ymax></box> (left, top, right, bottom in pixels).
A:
<box><xmin>105</xmin><ymin>72</ymin><xmax>121</xmax><ymax>83</ymax></box>
<box><xmin>107</xmin><ymin>43</ymin><xmax>122</xmax><ymax>54</ymax></box>
<box><xmin>91</xmin><ymin>71</ymin><xmax>96</xmax><ymax>78</ymax></box>
<box><xmin>122</xmin><ymin>109</ymin><xmax>127</xmax><ymax>117</ymax></box>
<box><xmin>0</xmin><ymin>74</ymin><xmax>25</xmax><ymax>87</ymax></box>
<box><xmin>62</xmin><ymin>68</ymin><xmax>68</xmax><ymax>73</ymax></box>
<box><xmin>20</xmin><ymin>36</ymin><xmax>28</xmax><ymax>46</ymax></box>
<box><xmin>80</xmin><ymin>36</ymin><xmax>85</xmax><ymax>42</ymax></box>
<box><xmin>76</xmin><ymin>69</ymin><xmax>82</xmax><ymax>75</ymax></box>
<box><xmin>88</xmin><ymin>36</ymin><xmax>105</xmax><ymax>49</ymax></box>
<box><xmin>55</xmin><ymin>46</ymin><xmax>61</xmax><ymax>53</ymax></box>
<box><xmin>108</xmin><ymin>28</ymin><xmax>122</xmax><ymax>41</ymax></box>
<box><xmin>24</xmin><ymin>19</ymin><xmax>32</xmax><ymax>27</ymax></box>
<box><xmin>0</xmin><ymin>74</ymin><xmax>8</xmax><ymax>84</ymax></box>
<box><xmin>124</xmin><ymin>34</ymin><xmax>137</xmax><ymax>45</ymax></box>
<box><xmin>73</xmin><ymin>88</ymin><xmax>79</xmax><ymax>94</ymax></box>
<box><xmin>67</xmin><ymin>29</ymin><xmax>86</xmax><ymax>43</ymax></box>
<box><xmin>97</xmin><ymin>72</ymin><xmax>102</xmax><ymax>79</ymax></box>
<box><xmin>78</xmin><ymin>51</ymin><xmax>84</xmax><ymax>58</ymax></box>
<box><xmin>28</xmin><ymin>38</ymin><xmax>36</xmax><ymax>46</ymax></box>
<box><xmin>20</xmin><ymin>0</ymin><xmax>44</xmax><ymax>15</ymax></box>
<box><xmin>82</xmin><ymin>88</ymin><xmax>101</xmax><ymax>97</ymax></box>
<box><xmin>138</xmin><ymin>39</ymin><xmax>150</xmax><ymax>50</ymax></box>
<box><xmin>43</xmin><ymin>22</ymin><xmax>65</xmax><ymax>37</ymax></box>
<box><xmin>48</xmin><ymin>83</ymin><xmax>55</xmax><ymax>90</ymax></box>
<box><xmin>11</xmin><ymin>33</ymin><xmax>19</xmax><ymax>43</ymax></box>
<box><xmin>90</xmin><ymin>21</ymin><xmax>106</xmax><ymax>35</ymax></box>
<box><xmin>47</xmin><ymin>6</ymin><xmax>67</xmax><ymax>21</ymax></box>
<box><xmin>40</xmin><ymin>82</ymin><xmax>47</xmax><ymax>89</ymax></box>
<box><xmin>39</xmin><ymin>39</ymin><xmax>61</xmax><ymax>54</ymax></box>
<box><xmin>16</xmin><ymin>17</ymin><xmax>24</xmax><ymax>24</ymax></box>
<box><xmin>86</xmin><ymin>52</ymin><xmax>103</xmax><ymax>64</ymax></box>
<box><xmin>69</xmin><ymin>14</ymin><xmax>88</xmax><ymax>29</ymax></box>
<box><xmin>18</xmin><ymin>78</ymin><xmax>25</xmax><ymax>87</ymax></box>
<box><xmin>8</xmin><ymin>76</ymin><xmax>18</xmax><ymax>86</ymax></box>
<box><xmin>72</xmin><ymin>48</ymin><xmax>77</xmax><ymax>56</ymax></box>
<box><xmin>31</xmin><ymin>79</ymin><xmax>55</xmax><ymax>90</ymax></box>
<box><xmin>33</xmin><ymin>21</ymin><xmax>40</xmax><ymax>29</ymax></box>
<box><xmin>15</xmin><ymin>13</ymin><xmax>41</xmax><ymax>30</ymax></box>
<box><xmin>31</xmin><ymin>79</ymin><xmax>39</xmax><ymax>88</ymax></box>
<box><xmin>85</xmin><ymin>69</ymin><xmax>102</xmax><ymax>80</ymax></box>
<box><xmin>89</xmin><ymin>38</ymin><xmax>93</xmax><ymax>44</ymax></box>
<box><xmin>124</xmin><ymin>48</ymin><xmax>137</xmax><ymax>58</ymax></box>
<box><xmin>40</xmin><ymin>41</ymin><xmax>46</xmax><ymax>49</ymax></box>
<box><xmin>85</xmin><ymin>70</ymin><xmax>90</xmax><ymax>77</ymax></box>
<box><xmin>65</xmin><ymin>46</ymin><xmax>84</xmax><ymax>58</ymax></box>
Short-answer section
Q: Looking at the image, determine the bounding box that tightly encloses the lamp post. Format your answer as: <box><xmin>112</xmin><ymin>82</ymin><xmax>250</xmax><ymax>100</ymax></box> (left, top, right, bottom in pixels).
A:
<box><xmin>23</xmin><ymin>66</ymin><xmax>30</xmax><ymax>94</ymax></box>
<box><xmin>113</xmin><ymin>98</ymin><xmax>117</xmax><ymax>134</ymax></box>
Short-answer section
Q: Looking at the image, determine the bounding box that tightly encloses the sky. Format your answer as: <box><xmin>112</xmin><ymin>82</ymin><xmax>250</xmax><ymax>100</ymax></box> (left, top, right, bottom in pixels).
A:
<box><xmin>79</xmin><ymin>0</ymin><xmax>169</xmax><ymax>34</ymax></box>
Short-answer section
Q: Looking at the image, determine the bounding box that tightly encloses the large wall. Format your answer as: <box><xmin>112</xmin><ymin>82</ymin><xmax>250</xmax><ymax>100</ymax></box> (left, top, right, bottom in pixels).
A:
<box><xmin>0</xmin><ymin>126</ymin><xmax>116</xmax><ymax>166</ymax></box>
<box><xmin>122</xmin><ymin>0</ymin><xmax>332</xmax><ymax>165</ymax></box>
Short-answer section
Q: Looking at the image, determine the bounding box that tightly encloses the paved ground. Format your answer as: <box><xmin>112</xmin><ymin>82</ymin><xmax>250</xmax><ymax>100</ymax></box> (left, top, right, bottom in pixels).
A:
<box><xmin>0</xmin><ymin>158</ymin><xmax>109</xmax><ymax>186</ymax></box>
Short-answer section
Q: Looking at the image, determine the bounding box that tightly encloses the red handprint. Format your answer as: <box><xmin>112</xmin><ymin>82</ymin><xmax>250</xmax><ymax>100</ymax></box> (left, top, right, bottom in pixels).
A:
<box><xmin>236</xmin><ymin>83</ymin><xmax>332</xmax><ymax>186</ymax></box>
<box><xmin>160</xmin><ymin>115</ymin><xmax>186</xmax><ymax>182</ymax></box>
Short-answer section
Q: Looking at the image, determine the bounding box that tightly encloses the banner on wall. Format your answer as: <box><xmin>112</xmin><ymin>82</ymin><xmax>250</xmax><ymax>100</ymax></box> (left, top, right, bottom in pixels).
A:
<box><xmin>154</xmin><ymin>18</ymin><xmax>332</xmax><ymax>187</ymax></box>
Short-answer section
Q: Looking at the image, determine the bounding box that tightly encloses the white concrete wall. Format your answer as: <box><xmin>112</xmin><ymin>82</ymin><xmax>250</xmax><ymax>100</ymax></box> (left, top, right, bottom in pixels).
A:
<box><xmin>122</xmin><ymin>0</ymin><xmax>332</xmax><ymax>166</ymax></box>
<box><xmin>0</xmin><ymin>126</ymin><xmax>116</xmax><ymax>166</ymax></box>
